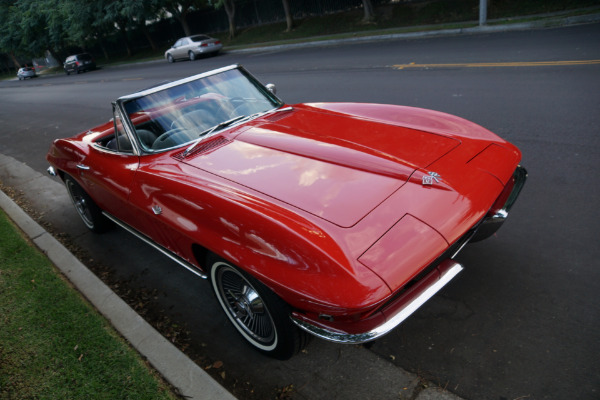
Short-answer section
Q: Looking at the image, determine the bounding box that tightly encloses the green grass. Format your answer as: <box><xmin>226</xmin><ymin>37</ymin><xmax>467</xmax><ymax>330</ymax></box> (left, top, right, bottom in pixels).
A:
<box><xmin>0</xmin><ymin>209</ymin><xmax>178</xmax><ymax>400</ymax></box>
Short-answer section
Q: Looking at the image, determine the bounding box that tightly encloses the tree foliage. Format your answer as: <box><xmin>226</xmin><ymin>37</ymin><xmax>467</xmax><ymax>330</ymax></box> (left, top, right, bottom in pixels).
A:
<box><xmin>0</xmin><ymin>0</ymin><xmax>387</xmax><ymax>68</ymax></box>
<box><xmin>163</xmin><ymin>0</ymin><xmax>208</xmax><ymax>37</ymax></box>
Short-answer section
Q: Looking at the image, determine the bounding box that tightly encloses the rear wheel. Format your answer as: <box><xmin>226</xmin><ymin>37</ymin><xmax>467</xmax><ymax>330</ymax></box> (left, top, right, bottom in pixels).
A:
<box><xmin>208</xmin><ymin>254</ymin><xmax>309</xmax><ymax>359</ymax></box>
<box><xmin>64</xmin><ymin>175</ymin><xmax>111</xmax><ymax>233</ymax></box>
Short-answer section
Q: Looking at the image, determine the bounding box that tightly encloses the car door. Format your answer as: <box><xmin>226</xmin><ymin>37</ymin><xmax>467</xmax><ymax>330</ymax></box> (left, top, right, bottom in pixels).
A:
<box><xmin>80</xmin><ymin>106</ymin><xmax>141</xmax><ymax>227</ymax></box>
<box><xmin>173</xmin><ymin>39</ymin><xmax>186</xmax><ymax>58</ymax></box>
<box><xmin>181</xmin><ymin>38</ymin><xmax>193</xmax><ymax>56</ymax></box>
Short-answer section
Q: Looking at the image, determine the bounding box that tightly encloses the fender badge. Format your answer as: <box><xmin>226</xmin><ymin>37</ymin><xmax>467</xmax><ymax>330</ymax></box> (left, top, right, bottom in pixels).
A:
<box><xmin>152</xmin><ymin>205</ymin><xmax>162</xmax><ymax>215</ymax></box>
<box><xmin>422</xmin><ymin>172</ymin><xmax>441</xmax><ymax>186</ymax></box>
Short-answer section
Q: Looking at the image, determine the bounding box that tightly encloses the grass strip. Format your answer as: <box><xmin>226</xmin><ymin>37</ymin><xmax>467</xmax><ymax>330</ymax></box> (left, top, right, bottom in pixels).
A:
<box><xmin>0</xmin><ymin>209</ymin><xmax>178</xmax><ymax>400</ymax></box>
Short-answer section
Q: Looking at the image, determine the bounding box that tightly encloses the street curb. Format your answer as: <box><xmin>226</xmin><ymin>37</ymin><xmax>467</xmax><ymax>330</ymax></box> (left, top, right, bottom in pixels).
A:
<box><xmin>0</xmin><ymin>187</ymin><xmax>236</xmax><ymax>400</ymax></box>
<box><xmin>228</xmin><ymin>12</ymin><xmax>600</xmax><ymax>54</ymax></box>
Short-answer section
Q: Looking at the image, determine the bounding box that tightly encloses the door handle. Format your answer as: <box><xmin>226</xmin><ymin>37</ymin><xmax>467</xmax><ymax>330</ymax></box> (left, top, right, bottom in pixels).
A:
<box><xmin>76</xmin><ymin>164</ymin><xmax>90</xmax><ymax>170</ymax></box>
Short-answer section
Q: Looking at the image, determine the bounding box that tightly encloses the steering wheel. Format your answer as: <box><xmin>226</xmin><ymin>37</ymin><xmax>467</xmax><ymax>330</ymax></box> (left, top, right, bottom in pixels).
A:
<box><xmin>152</xmin><ymin>128</ymin><xmax>193</xmax><ymax>150</ymax></box>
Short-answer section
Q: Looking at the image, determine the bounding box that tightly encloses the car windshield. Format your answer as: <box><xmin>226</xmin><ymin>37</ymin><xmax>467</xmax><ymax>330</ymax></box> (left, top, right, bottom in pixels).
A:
<box><xmin>121</xmin><ymin>67</ymin><xmax>282</xmax><ymax>152</ymax></box>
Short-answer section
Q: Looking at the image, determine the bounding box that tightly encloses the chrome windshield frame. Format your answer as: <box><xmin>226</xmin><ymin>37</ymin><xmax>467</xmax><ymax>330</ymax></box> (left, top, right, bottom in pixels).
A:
<box><xmin>113</xmin><ymin>64</ymin><xmax>284</xmax><ymax>154</ymax></box>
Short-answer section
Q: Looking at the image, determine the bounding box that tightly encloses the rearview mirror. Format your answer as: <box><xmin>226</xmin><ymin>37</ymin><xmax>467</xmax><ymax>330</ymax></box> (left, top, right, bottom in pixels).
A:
<box><xmin>266</xmin><ymin>83</ymin><xmax>276</xmax><ymax>95</ymax></box>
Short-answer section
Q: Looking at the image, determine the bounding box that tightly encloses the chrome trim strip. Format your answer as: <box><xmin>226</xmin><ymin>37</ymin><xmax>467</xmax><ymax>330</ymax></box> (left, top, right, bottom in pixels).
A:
<box><xmin>450</xmin><ymin>229</ymin><xmax>477</xmax><ymax>259</ymax></box>
<box><xmin>471</xmin><ymin>165</ymin><xmax>527</xmax><ymax>242</ymax></box>
<box><xmin>116</xmin><ymin>64</ymin><xmax>241</xmax><ymax>101</ymax></box>
<box><xmin>102</xmin><ymin>212</ymin><xmax>207</xmax><ymax>279</ymax></box>
<box><xmin>291</xmin><ymin>262</ymin><xmax>463</xmax><ymax>344</ymax></box>
<box><xmin>501</xmin><ymin>165</ymin><xmax>528</xmax><ymax>215</ymax></box>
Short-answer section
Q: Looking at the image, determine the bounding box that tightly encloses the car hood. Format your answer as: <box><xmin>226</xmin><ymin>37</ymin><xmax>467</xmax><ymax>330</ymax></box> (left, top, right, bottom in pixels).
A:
<box><xmin>180</xmin><ymin>103</ymin><xmax>460</xmax><ymax>227</ymax></box>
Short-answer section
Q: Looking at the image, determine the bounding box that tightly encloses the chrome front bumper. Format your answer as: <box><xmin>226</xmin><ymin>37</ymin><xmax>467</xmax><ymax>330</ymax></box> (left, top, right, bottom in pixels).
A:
<box><xmin>291</xmin><ymin>165</ymin><xmax>527</xmax><ymax>344</ymax></box>
<box><xmin>47</xmin><ymin>166</ymin><xmax>57</xmax><ymax>177</ymax></box>
<box><xmin>472</xmin><ymin>165</ymin><xmax>527</xmax><ymax>241</ymax></box>
<box><xmin>291</xmin><ymin>259</ymin><xmax>463</xmax><ymax>344</ymax></box>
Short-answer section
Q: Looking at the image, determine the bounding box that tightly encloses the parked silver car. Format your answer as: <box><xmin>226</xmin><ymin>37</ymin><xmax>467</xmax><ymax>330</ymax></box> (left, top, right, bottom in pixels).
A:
<box><xmin>17</xmin><ymin>67</ymin><xmax>37</xmax><ymax>80</ymax></box>
<box><xmin>165</xmin><ymin>35</ymin><xmax>222</xmax><ymax>63</ymax></box>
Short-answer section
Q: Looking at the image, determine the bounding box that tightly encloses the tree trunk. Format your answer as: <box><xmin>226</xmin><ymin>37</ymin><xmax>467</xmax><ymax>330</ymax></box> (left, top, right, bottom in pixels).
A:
<box><xmin>282</xmin><ymin>0</ymin><xmax>293</xmax><ymax>32</ymax></box>
<box><xmin>362</xmin><ymin>0</ymin><xmax>374</xmax><ymax>23</ymax></box>
<box><xmin>140</xmin><ymin>22</ymin><xmax>157</xmax><ymax>51</ymax></box>
<box><xmin>179</xmin><ymin>14</ymin><xmax>192</xmax><ymax>36</ymax></box>
<box><xmin>10</xmin><ymin>52</ymin><xmax>21</xmax><ymax>70</ymax></box>
<box><xmin>223</xmin><ymin>0</ymin><xmax>236</xmax><ymax>39</ymax></box>
<box><xmin>96</xmin><ymin>35</ymin><xmax>110</xmax><ymax>61</ymax></box>
<box><xmin>118</xmin><ymin>23</ymin><xmax>133</xmax><ymax>57</ymax></box>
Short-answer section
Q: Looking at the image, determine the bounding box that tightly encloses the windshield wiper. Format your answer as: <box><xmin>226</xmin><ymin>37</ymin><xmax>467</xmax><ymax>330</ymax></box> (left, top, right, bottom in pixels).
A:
<box><xmin>202</xmin><ymin>115</ymin><xmax>247</xmax><ymax>137</ymax></box>
<box><xmin>183</xmin><ymin>115</ymin><xmax>247</xmax><ymax>156</ymax></box>
<box><xmin>182</xmin><ymin>107</ymin><xmax>294</xmax><ymax>157</ymax></box>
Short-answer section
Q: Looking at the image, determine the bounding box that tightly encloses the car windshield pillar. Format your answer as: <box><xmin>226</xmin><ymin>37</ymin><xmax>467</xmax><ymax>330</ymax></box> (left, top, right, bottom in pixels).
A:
<box><xmin>112</xmin><ymin>103</ymin><xmax>140</xmax><ymax>155</ymax></box>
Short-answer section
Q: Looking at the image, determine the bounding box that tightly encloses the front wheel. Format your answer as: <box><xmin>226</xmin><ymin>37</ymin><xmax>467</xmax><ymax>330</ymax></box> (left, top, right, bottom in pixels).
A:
<box><xmin>188</xmin><ymin>51</ymin><xmax>196</xmax><ymax>61</ymax></box>
<box><xmin>208</xmin><ymin>255</ymin><xmax>309</xmax><ymax>359</ymax></box>
<box><xmin>64</xmin><ymin>175</ymin><xmax>111</xmax><ymax>233</ymax></box>
<box><xmin>167</xmin><ymin>53</ymin><xmax>174</xmax><ymax>63</ymax></box>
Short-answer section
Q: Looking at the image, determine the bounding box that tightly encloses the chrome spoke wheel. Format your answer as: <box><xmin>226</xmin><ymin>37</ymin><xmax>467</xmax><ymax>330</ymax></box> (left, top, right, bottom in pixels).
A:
<box><xmin>66</xmin><ymin>178</ymin><xmax>95</xmax><ymax>229</ymax></box>
<box><xmin>208</xmin><ymin>255</ymin><xmax>309</xmax><ymax>359</ymax></box>
<box><xmin>215</xmin><ymin>263</ymin><xmax>276</xmax><ymax>346</ymax></box>
<box><xmin>63</xmin><ymin>175</ymin><xmax>111</xmax><ymax>233</ymax></box>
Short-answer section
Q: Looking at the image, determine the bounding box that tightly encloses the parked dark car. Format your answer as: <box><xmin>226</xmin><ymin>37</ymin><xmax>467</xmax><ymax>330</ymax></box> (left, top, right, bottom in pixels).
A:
<box><xmin>64</xmin><ymin>53</ymin><xmax>96</xmax><ymax>75</ymax></box>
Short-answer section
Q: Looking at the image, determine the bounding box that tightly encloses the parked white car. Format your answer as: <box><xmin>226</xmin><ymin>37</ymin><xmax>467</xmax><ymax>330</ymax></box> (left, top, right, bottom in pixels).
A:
<box><xmin>17</xmin><ymin>66</ymin><xmax>37</xmax><ymax>80</ymax></box>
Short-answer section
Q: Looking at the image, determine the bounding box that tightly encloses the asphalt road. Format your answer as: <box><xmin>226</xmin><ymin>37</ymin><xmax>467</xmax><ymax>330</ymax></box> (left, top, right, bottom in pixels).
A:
<box><xmin>1</xmin><ymin>23</ymin><xmax>599</xmax><ymax>400</ymax></box>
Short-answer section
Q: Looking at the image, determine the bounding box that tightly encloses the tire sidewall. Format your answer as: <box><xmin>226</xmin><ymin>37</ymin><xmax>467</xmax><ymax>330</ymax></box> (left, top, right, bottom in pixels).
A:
<box><xmin>64</xmin><ymin>175</ymin><xmax>111</xmax><ymax>233</ymax></box>
<box><xmin>207</xmin><ymin>255</ymin><xmax>302</xmax><ymax>359</ymax></box>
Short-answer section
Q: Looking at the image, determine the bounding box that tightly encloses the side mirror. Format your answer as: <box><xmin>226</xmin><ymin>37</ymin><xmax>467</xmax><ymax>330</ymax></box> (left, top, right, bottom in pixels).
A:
<box><xmin>265</xmin><ymin>83</ymin><xmax>276</xmax><ymax>95</ymax></box>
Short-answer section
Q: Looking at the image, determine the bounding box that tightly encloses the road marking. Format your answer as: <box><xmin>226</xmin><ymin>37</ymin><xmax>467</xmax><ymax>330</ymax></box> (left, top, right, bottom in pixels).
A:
<box><xmin>122</xmin><ymin>77</ymin><xmax>145</xmax><ymax>81</ymax></box>
<box><xmin>392</xmin><ymin>60</ymin><xmax>600</xmax><ymax>69</ymax></box>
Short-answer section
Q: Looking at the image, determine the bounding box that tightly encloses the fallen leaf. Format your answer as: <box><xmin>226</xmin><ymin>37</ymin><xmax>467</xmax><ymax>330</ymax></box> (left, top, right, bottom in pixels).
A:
<box><xmin>213</xmin><ymin>360</ymin><xmax>223</xmax><ymax>369</ymax></box>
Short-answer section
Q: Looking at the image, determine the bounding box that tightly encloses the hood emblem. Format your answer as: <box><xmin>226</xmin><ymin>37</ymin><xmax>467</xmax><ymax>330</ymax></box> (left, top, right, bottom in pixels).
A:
<box><xmin>422</xmin><ymin>172</ymin><xmax>441</xmax><ymax>186</ymax></box>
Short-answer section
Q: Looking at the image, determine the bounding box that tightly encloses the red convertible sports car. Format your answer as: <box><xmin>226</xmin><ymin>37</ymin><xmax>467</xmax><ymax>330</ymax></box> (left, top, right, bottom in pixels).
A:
<box><xmin>47</xmin><ymin>64</ymin><xmax>526</xmax><ymax>359</ymax></box>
